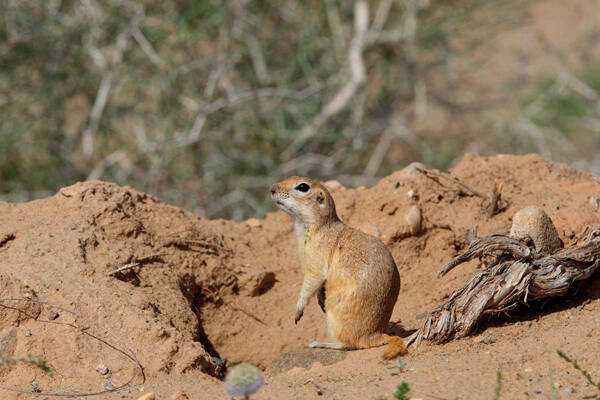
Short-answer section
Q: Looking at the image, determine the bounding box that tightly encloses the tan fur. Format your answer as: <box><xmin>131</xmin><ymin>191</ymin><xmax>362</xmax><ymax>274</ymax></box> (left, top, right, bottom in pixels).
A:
<box><xmin>270</xmin><ymin>176</ymin><xmax>407</xmax><ymax>359</ymax></box>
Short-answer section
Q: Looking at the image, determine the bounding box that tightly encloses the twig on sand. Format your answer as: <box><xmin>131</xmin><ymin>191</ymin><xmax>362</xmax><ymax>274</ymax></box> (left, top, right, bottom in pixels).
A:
<box><xmin>105</xmin><ymin>253</ymin><xmax>165</xmax><ymax>276</ymax></box>
<box><xmin>105</xmin><ymin>262</ymin><xmax>140</xmax><ymax>276</ymax></box>
<box><xmin>413</xmin><ymin>166</ymin><xmax>487</xmax><ymax>199</ymax></box>
<box><xmin>414</xmin><ymin>166</ymin><xmax>508</xmax><ymax>216</ymax></box>
<box><xmin>303</xmin><ymin>379</ymin><xmax>324</xmax><ymax>396</ymax></box>
<box><xmin>485</xmin><ymin>181</ymin><xmax>506</xmax><ymax>217</ymax></box>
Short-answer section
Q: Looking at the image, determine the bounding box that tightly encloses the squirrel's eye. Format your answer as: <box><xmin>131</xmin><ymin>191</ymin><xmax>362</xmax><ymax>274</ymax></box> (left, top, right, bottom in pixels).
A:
<box><xmin>295</xmin><ymin>183</ymin><xmax>310</xmax><ymax>192</ymax></box>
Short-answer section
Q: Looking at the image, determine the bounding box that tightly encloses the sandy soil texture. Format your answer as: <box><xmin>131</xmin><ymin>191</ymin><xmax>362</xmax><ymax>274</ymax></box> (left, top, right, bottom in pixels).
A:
<box><xmin>0</xmin><ymin>153</ymin><xmax>599</xmax><ymax>399</ymax></box>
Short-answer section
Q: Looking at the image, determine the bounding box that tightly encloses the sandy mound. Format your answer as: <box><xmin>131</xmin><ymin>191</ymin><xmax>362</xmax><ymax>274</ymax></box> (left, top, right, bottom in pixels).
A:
<box><xmin>0</xmin><ymin>153</ymin><xmax>599</xmax><ymax>399</ymax></box>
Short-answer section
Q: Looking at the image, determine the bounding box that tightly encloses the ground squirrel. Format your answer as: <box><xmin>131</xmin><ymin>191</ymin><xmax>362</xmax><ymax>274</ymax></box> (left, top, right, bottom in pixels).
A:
<box><xmin>270</xmin><ymin>176</ymin><xmax>407</xmax><ymax>360</ymax></box>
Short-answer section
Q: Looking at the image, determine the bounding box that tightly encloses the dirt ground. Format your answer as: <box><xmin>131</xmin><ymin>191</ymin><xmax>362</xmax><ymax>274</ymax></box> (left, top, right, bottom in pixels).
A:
<box><xmin>0</xmin><ymin>153</ymin><xmax>600</xmax><ymax>400</ymax></box>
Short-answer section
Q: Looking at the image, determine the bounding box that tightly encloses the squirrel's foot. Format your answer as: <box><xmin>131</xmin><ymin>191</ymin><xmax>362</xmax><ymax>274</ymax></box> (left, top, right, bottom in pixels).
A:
<box><xmin>308</xmin><ymin>341</ymin><xmax>354</xmax><ymax>350</ymax></box>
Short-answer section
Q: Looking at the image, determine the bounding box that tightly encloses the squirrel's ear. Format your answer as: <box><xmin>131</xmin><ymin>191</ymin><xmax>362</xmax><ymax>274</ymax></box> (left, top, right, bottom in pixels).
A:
<box><xmin>317</xmin><ymin>191</ymin><xmax>325</xmax><ymax>206</ymax></box>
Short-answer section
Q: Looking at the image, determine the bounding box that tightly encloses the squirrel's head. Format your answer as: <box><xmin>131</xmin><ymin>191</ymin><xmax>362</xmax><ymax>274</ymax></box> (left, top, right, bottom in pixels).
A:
<box><xmin>270</xmin><ymin>176</ymin><xmax>339</xmax><ymax>225</ymax></box>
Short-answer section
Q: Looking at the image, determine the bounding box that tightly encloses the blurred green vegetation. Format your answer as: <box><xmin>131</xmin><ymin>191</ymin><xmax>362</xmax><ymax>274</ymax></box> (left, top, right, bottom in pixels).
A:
<box><xmin>0</xmin><ymin>0</ymin><xmax>599</xmax><ymax>219</ymax></box>
<box><xmin>526</xmin><ymin>64</ymin><xmax>600</xmax><ymax>143</ymax></box>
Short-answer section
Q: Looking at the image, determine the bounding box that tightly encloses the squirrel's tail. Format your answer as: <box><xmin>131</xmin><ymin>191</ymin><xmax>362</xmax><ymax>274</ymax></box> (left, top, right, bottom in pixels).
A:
<box><xmin>382</xmin><ymin>335</ymin><xmax>408</xmax><ymax>360</ymax></box>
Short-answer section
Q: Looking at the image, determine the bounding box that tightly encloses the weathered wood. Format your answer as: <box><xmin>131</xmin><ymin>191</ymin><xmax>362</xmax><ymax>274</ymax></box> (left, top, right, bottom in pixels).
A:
<box><xmin>408</xmin><ymin>230</ymin><xmax>600</xmax><ymax>347</ymax></box>
<box><xmin>438</xmin><ymin>233</ymin><xmax>534</xmax><ymax>277</ymax></box>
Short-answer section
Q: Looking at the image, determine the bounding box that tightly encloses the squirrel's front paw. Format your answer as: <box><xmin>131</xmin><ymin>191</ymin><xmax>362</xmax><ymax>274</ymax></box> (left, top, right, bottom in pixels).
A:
<box><xmin>294</xmin><ymin>309</ymin><xmax>304</xmax><ymax>324</ymax></box>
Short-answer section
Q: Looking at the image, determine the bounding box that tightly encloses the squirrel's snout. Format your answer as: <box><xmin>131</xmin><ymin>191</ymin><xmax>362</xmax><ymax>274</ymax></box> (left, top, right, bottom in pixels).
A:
<box><xmin>270</xmin><ymin>184</ymin><xmax>277</xmax><ymax>196</ymax></box>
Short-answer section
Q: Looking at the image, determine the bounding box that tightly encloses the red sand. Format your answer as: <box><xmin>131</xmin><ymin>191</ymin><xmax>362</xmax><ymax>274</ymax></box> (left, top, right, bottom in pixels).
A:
<box><xmin>0</xmin><ymin>154</ymin><xmax>599</xmax><ymax>399</ymax></box>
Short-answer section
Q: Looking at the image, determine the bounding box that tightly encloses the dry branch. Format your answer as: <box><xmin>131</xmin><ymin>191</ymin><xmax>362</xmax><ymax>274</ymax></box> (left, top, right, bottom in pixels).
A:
<box><xmin>283</xmin><ymin>0</ymin><xmax>369</xmax><ymax>158</ymax></box>
<box><xmin>414</xmin><ymin>166</ymin><xmax>487</xmax><ymax>199</ymax></box>
<box><xmin>415</xmin><ymin>166</ymin><xmax>509</xmax><ymax>216</ymax></box>
<box><xmin>407</xmin><ymin>229</ymin><xmax>600</xmax><ymax>347</ymax></box>
<box><xmin>485</xmin><ymin>181</ymin><xmax>505</xmax><ymax>217</ymax></box>
<box><xmin>82</xmin><ymin>3</ymin><xmax>143</xmax><ymax>159</ymax></box>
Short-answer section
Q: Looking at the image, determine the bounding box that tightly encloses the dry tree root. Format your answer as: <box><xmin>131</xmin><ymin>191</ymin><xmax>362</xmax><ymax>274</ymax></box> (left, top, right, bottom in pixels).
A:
<box><xmin>407</xmin><ymin>229</ymin><xmax>600</xmax><ymax>347</ymax></box>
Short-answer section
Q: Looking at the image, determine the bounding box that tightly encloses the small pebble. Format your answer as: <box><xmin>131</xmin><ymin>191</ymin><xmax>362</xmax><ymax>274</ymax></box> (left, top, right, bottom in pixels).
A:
<box><xmin>590</xmin><ymin>195</ymin><xmax>599</xmax><ymax>211</ymax></box>
<box><xmin>404</xmin><ymin>205</ymin><xmax>422</xmax><ymax>235</ymax></box>
<box><xmin>24</xmin><ymin>329</ymin><xmax>31</xmax><ymax>337</ymax></box>
<box><xmin>245</xmin><ymin>218</ymin><xmax>262</xmax><ymax>228</ymax></box>
<box><xmin>415</xmin><ymin>313</ymin><xmax>428</xmax><ymax>320</ymax></box>
<box><xmin>136</xmin><ymin>393</ymin><xmax>156</xmax><ymax>400</ymax></box>
<box><xmin>560</xmin><ymin>387</ymin><xmax>576</xmax><ymax>394</ymax></box>
<box><xmin>212</xmin><ymin>356</ymin><xmax>224</xmax><ymax>366</ymax></box>
<box><xmin>483</xmin><ymin>336</ymin><xmax>496</xmax><ymax>345</ymax></box>
<box><xmin>171</xmin><ymin>390</ymin><xmax>190</xmax><ymax>399</ymax></box>
<box><xmin>473</xmin><ymin>335</ymin><xmax>495</xmax><ymax>344</ymax></box>
<box><xmin>47</xmin><ymin>310</ymin><xmax>59</xmax><ymax>320</ymax></box>
<box><xmin>105</xmin><ymin>377</ymin><xmax>122</xmax><ymax>390</ymax></box>
<box><xmin>96</xmin><ymin>364</ymin><xmax>109</xmax><ymax>375</ymax></box>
